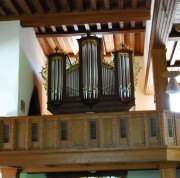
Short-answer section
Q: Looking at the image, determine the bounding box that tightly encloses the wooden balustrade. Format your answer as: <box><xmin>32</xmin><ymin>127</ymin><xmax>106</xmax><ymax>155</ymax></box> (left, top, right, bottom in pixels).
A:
<box><xmin>0</xmin><ymin>110</ymin><xmax>180</xmax><ymax>152</ymax></box>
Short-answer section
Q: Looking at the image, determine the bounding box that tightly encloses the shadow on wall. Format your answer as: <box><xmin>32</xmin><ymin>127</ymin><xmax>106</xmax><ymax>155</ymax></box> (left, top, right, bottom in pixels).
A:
<box><xmin>28</xmin><ymin>86</ymin><xmax>40</xmax><ymax>116</ymax></box>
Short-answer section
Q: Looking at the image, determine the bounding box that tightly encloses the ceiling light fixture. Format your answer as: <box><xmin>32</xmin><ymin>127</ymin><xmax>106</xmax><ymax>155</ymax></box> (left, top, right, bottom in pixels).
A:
<box><xmin>162</xmin><ymin>71</ymin><xmax>180</xmax><ymax>94</ymax></box>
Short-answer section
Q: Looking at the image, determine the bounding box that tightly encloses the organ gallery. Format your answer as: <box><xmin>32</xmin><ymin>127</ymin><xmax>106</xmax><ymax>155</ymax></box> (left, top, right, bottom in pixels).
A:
<box><xmin>47</xmin><ymin>34</ymin><xmax>135</xmax><ymax>114</ymax></box>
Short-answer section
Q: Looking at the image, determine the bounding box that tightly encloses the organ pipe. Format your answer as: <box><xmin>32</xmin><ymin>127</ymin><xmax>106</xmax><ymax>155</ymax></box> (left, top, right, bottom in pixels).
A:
<box><xmin>112</xmin><ymin>49</ymin><xmax>134</xmax><ymax>101</ymax></box>
<box><xmin>48</xmin><ymin>52</ymin><xmax>67</xmax><ymax>105</ymax></box>
<box><xmin>47</xmin><ymin>41</ymin><xmax>135</xmax><ymax>114</ymax></box>
<box><xmin>78</xmin><ymin>35</ymin><xmax>102</xmax><ymax>104</ymax></box>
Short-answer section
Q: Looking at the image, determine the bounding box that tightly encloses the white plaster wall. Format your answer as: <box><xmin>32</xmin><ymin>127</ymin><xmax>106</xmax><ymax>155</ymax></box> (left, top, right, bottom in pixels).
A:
<box><xmin>0</xmin><ymin>21</ymin><xmax>20</xmax><ymax>116</ymax></box>
<box><xmin>18</xmin><ymin>27</ymin><xmax>34</xmax><ymax>116</ymax></box>
<box><xmin>20</xmin><ymin>27</ymin><xmax>47</xmax><ymax>115</ymax></box>
<box><xmin>134</xmin><ymin>56</ymin><xmax>155</xmax><ymax>110</ymax></box>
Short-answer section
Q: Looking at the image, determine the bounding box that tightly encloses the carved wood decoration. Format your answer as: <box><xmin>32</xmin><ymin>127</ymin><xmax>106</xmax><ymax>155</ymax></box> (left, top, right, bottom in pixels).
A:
<box><xmin>47</xmin><ymin>35</ymin><xmax>135</xmax><ymax>114</ymax></box>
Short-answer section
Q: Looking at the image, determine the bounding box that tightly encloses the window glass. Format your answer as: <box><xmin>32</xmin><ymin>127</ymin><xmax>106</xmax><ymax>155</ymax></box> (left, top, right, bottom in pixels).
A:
<box><xmin>32</xmin><ymin>122</ymin><xmax>38</xmax><ymax>142</ymax></box>
<box><xmin>90</xmin><ymin>121</ymin><xmax>97</xmax><ymax>140</ymax></box>
<box><xmin>60</xmin><ymin>121</ymin><xmax>68</xmax><ymax>140</ymax></box>
<box><xmin>3</xmin><ymin>123</ymin><xmax>10</xmax><ymax>143</ymax></box>
<box><xmin>119</xmin><ymin>118</ymin><xmax>127</xmax><ymax>138</ymax></box>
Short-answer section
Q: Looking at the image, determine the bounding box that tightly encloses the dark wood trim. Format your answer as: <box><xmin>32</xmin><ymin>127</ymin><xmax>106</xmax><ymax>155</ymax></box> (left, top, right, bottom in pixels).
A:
<box><xmin>17</xmin><ymin>9</ymin><xmax>150</xmax><ymax>27</ymax></box>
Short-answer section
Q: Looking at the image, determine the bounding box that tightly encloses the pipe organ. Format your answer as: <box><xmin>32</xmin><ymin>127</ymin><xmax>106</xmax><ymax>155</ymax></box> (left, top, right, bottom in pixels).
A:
<box><xmin>114</xmin><ymin>52</ymin><xmax>132</xmax><ymax>99</ymax></box>
<box><xmin>47</xmin><ymin>35</ymin><xmax>135</xmax><ymax>114</ymax></box>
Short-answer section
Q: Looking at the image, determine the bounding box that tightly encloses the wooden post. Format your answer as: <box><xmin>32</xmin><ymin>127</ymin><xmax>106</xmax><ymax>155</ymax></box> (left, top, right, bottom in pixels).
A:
<box><xmin>1</xmin><ymin>168</ymin><xmax>21</xmax><ymax>178</ymax></box>
<box><xmin>152</xmin><ymin>48</ymin><xmax>170</xmax><ymax>110</ymax></box>
<box><xmin>159</xmin><ymin>163</ymin><xmax>176</xmax><ymax>178</ymax></box>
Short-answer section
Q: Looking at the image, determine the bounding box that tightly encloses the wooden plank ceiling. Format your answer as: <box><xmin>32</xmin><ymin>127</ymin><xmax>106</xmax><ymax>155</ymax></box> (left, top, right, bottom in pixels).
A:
<box><xmin>0</xmin><ymin>0</ymin><xmax>151</xmax><ymax>62</ymax></box>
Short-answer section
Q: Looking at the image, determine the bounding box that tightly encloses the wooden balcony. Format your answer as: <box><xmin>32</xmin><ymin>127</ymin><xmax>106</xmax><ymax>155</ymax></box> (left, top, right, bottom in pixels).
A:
<box><xmin>0</xmin><ymin>110</ymin><xmax>180</xmax><ymax>173</ymax></box>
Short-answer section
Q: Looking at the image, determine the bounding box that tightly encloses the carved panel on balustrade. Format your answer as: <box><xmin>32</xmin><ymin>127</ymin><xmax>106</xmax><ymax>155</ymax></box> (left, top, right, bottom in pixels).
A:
<box><xmin>15</xmin><ymin>120</ymin><xmax>26</xmax><ymax>150</ymax></box>
<box><xmin>1</xmin><ymin>119</ymin><xmax>15</xmax><ymax>151</ymax></box>
<box><xmin>86</xmin><ymin>119</ymin><xmax>99</xmax><ymax>148</ymax></box>
<box><xmin>72</xmin><ymin>119</ymin><xmax>85</xmax><ymax>147</ymax></box>
<box><xmin>117</xmin><ymin>115</ymin><xmax>129</xmax><ymax>146</ymax></box>
<box><xmin>163</xmin><ymin>112</ymin><xmax>176</xmax><ymax>146</ymax></box>
<box><xmin>102</xmin><ymin>117</ymin><xmax>113</xmax><ymax>147</ymax></box>
<box><xmin>129</xmin><ymin>115</ymin><xmax>145</xmax><ymax>146</ymax></box>
<box><xmin>43</xmin><ymin>118</ymin><xmax>56</xmax><ymax>149</ymax></box>
<box><xmin>28</xmin><ymin>118</ymin><xmax>41</xmax><ymax>150</ymax></box>
<box><xmin>146</xmin><ymin>114</ymin><xmax>162</xmax><ymax>146</ymax></box>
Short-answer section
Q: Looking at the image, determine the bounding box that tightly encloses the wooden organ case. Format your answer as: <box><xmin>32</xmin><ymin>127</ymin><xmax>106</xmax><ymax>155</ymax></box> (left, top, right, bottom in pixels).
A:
<box><xmin>47</xmin><ymin>35</ymin><xmax>135</xmax><ymax>114</ymax></box>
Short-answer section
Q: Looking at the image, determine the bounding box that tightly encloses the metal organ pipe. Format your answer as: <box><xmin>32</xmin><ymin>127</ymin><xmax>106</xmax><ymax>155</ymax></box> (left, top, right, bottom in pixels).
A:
<box><xmin>50</xmin><ymin>57</ymin><xmax>64</xmax><ymax>102</ymax></box>
<box><xmin>117</xmin><ymin>53</ymin><xmax>131</xmax><ymax>98</ymax></box>
<box><xmin>82</xmin><ymin>40</ymin><xmax>98</xmax><ymax>100</ymax></box>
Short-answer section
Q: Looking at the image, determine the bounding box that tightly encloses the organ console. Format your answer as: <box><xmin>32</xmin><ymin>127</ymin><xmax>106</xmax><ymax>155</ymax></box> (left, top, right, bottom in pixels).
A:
<box><xmin>47</xmin><ymin>35</ymin><xmax>135</xmax><ymax>114</ymax></box>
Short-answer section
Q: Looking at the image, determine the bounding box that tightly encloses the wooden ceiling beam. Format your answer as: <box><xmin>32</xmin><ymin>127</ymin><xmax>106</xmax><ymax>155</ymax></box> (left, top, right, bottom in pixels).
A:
<box><xmin>60</xmin><ymin>0</ymin><xmax>71</xmax><ymax>12</ymax></box>
<box><xmin>132</xmin><ymin>0</ymin><xmax>137</xmax><ymax>8</ymax></box>
<box><xmin>32</xmin><ymin>0</ymin><xmax>45</xmax><ymax>13</ymax></box>
<box><xmin>46</xmin><ymin>37</ymin><xmax>56</xmax><ymax>50</ymax></box>
<box><xmin>118</xmin><ymin>0</ymin><xmax>124</xmax><ymax>9</ymax></box>
<box><xmin>67</xmin><ymin>37</ymin><xmax>78</xmax><ymax>54</ymax></box>
<box><xmin>45</xmin><ymin>0</ymin><xmax>58</xmax><ymax>13</ymax></box>
<box><xmin>51</xmin><ymin>37</ymin><xmax>63</xmax><ymax>52</ymax></box>
<box><xmin>140</xmin><ymin>32</ymin><xmax>145</xmax><ymax>55</ymax></box>
<box><xmin>38</xmin><ymin>38</ymin><xmax>50</xmax><ymax>55</ymax></box>
<box><xmin>129</xmin><ymin>33</ymin><xmax>135</xmax><ymax>50</ymax></box>
<box><xmin>15</xmin><ymin>0</ymin><xmax>32</xmax><ymax>15</ymax></box>
<box><xmin>23</xmin><ymin>163</ymin><xmax>159</xmax><ymax>173</ymax></box>
<box><xmin>75</xmin><ymin>0</ymin><xmax>84</xmax><ymax>11</ymax></box>
<box><xmin>57</xmin><ymin>37</ymin><xmax>68</xmax><ymax>52</ymax></box>
<box><xmin>0</xmin><ymin>6</ymin><xmax>6</xmax><ymax>16</ymax></box>
<box><xmin>119</xmin><ymin>34</ymin><xmax>124</xmax><ymax>44</ymax></box>
<box><xmin>90</xmin><ymin>0</ymin><xmax>97</xmax><ymax>10</ymax></box>
<box><xmin>104</xmin><ymin>0</ymin><xmax>110</xmax><ymax>9</ymax></box>
<box><xmin>17</xmin><ymin>9</ymin><xmax>150</xmax><ymax>27</ymax></box>
<box><xmin>36</xmin><ymin>26</ymin><xmax>145</xmax><ymax>38</ymax></box>
<box><xmin>2</xmin><ymin>0</ymin><xmax>19</xmax><ymax>15</ymax></box>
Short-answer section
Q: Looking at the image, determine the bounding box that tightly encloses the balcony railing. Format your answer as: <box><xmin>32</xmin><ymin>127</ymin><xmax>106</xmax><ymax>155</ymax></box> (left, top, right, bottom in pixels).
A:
<box><xmin>0</xmin><ymin>110</ymin><xmax>179</xmax><ymax>151</ymax></box>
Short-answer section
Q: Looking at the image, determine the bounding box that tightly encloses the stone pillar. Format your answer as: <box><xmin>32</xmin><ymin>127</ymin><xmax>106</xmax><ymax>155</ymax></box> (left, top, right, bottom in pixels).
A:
<box><xmin>152</xmin><ymin>48</ymin><xmax>170</xmax><ymax>110</ymax></box>
<box><xmin>159</xmin><ymin>163</ymin><xmax>176</xmax><ymax>178</ymax></box>
<box><xmin>1</xmin><ymin>168</ymin><xmax>21</xmax><ymax>178</ymax></box>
